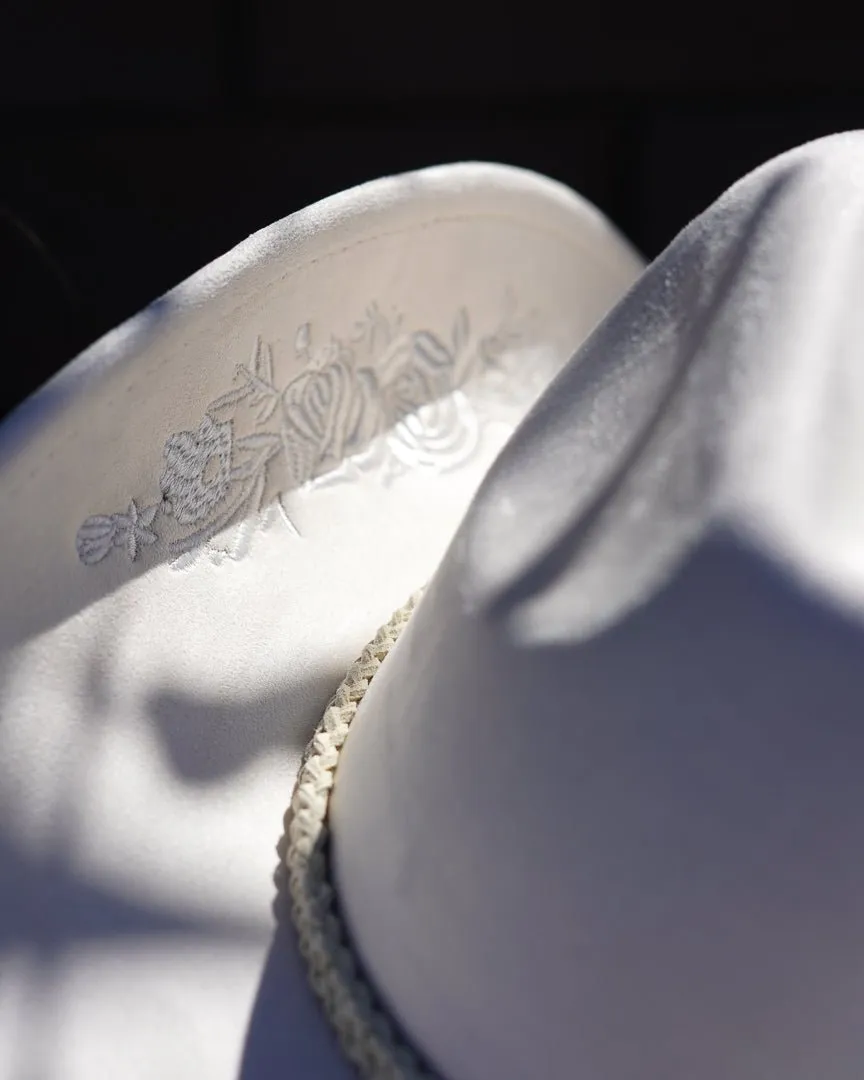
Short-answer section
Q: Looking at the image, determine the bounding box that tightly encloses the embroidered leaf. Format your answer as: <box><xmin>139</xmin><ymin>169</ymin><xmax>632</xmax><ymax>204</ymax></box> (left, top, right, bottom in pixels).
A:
<box><xmin>378</xmin><ymin>450</ymin><xmax>410</xmax><ymax>488</ymax></box>
<box><xmin>208</xmin><ymin>545</ymin><xmax>228</xmax><ymax>567</ymax></box>
<box><xmin>413</xmin><ymin>331</ymin><xmax>453</xmax><ymax>371</ymax></box>
<box><xmin>230</xmin><ymin>459</ymin><xmax>256</xmax><ymax>481</ymax></box>
<box><xmin>295</xmin><ymin>322</ymin><xmax>311</xmax><ymax>355</ymax></box>
<box><xmin>248</xmin><ymin>337</ymin><xmax>262</xmax><ymax>375</ymax></box>
<box><xmin>478</xmin><ymin>333</ymin><xmax>505</xmax><ymax>369</ymax></box>
<box><xmin>231</xmin><ymin>433</ymin><xmax>280</xmax><ymax>482</ymax></box>
<box><xmin>170</xmin><ymin>546</ymin><xmax>205</xmax><ymax>572</ymax></box>
<box><xmin>259</xmin><ymin>501</ymin><xmax>277</xmax><ymax>533</ymax></box>
<box><xmin>169</xmin><ymin>528</ymin><xmax>213</xmax><ymax>560</ymax></box>
<box><xmin>248</xmin><ymin>373</ymin><xmax>277</xmax><ymax>398</ymax></box>
<box><xmin>251</xmin><ymin>337</ymin><xmax>274</xmax><ymax>383</ymax></box>
<box><xmin>235</xmin><ymin>432</ymin><xmax>281</xmax><ymax>454</ymax></box>
<box><xmin>229</xmin><ymin>517</ymin><xmax>257</xmax><ymax>561</ymax></box>
<box><xmin>135</xmin><ymin>527</ymin><xmax>158</xmax><ymax>552</ymax></box>
<box><xmin>208</xmin><ymin>384</ymin><xmax>253</xmax><ymax>412</ymax></box>
<box><xmin>275</xmin><ymin>492</ymin><xmax>301</xmax><ymax>536</ymax></box>
<box><xmin>365</xmin><ymin>316</ymin><xmax>379</xmax><ymax>354</ymax></box>
<box><xmin>76</xmin><ymin>515</ymin><xmax>117</xmax><ymax>565</ymax></box>
<box><xmin>254</xmin><ymin>394</ymin><xmax>280</xmax><ymax>425</ymax></box>
<box><xmin>247</xmin><ymin>468</ymin><xmax>268</xmax><ymax>515</ymax></box>
<box><xmin>451</xmin><ymin>307</ymin><xmax>470</xmax><ymax>353</ymax></box>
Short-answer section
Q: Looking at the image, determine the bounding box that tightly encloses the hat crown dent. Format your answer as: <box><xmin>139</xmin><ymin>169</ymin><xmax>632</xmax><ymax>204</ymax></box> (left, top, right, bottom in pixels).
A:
<box><xmin>460</xmin><ymin>131</ymin><xmax>864</xmax><ymax>643</ymax></box>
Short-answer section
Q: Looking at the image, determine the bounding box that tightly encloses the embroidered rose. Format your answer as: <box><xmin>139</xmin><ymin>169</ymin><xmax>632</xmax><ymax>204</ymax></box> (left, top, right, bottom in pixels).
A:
<box><xmin>160</xmin><ymin>416</ymin><xmax>233</xmax><ymax>525</ymax></box>
<box><xmin>343</xmin><ymin>366</ymin><xmax>381</xmax><ymax>456</ymax></box>
<box><xmin>387</xmin><ymin>390</ymin><xmax>479</xmax><ymax>471</ymax></box>
<box><xmin>380</xmin><ymin>331</ymin><xmax>454</xmax><ymax>424</ymax></box>
<box><xmin>281</xmin><ymin>358</ymin><xmax>380</xmax><ymax>482</ymax></box>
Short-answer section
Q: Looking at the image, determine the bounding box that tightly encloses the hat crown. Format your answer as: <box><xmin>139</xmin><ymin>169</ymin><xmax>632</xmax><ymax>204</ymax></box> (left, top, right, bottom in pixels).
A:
<box><xmin>330</xmin><ymin>133</ymin><xmax>864</xmax><ymax>1080</ymax></box>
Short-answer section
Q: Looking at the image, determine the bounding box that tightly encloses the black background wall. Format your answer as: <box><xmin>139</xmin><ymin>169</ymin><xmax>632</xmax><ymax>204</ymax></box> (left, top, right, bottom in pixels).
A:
<box><xmin>4</xmin><ymin>18</ymin><xmax>864</xmax><ymax>421</ymax></box>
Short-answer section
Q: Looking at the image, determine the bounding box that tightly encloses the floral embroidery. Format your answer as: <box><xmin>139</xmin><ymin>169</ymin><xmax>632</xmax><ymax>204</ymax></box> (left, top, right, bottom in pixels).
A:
<box><xmin>76</xmin><ymin>298</ymin><xmax>528</xmax><ymax>569</ymax></box>
<box><xmin>160</xmin><ymin>416</ymin><xmax>234</xmax><ymax>525</ymax></box>
<box><xmin>76</xmin><ymin>499</ymin><xmax>159</xmax><ymax>566</ymax></box>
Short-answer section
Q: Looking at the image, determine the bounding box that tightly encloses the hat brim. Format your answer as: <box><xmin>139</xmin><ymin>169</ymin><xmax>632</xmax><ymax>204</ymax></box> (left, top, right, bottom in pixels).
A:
<box><xmin>0</xmin><ymin>162</ymin><xmax>641</xmax><ymax>1079</ymax></box>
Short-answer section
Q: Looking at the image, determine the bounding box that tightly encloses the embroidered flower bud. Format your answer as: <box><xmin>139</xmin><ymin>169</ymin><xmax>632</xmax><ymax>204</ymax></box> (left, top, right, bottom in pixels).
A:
<box><xmin>75</xmin><ymin>515</ymin><xmax>117</xmax><ymax>565</ymax></box>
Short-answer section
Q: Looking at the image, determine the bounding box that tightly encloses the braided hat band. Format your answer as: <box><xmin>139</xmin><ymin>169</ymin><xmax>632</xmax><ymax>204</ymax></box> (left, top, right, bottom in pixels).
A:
<box><xmin>283</xmin><ymin>593</ymin><xmax>440</xmax><ymax>1080</ymax></box>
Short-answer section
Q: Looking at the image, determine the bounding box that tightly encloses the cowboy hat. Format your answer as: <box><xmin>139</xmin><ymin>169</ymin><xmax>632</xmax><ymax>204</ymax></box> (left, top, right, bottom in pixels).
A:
<box><xmin>0</xmin><ymin>161</ymin><xmax>641</xmax><ymax>1079</ymax></box>
<box><xmin>308</xmin><ymin>131</ymin><xmax>864</xmax><ymax>1080</ymax></box>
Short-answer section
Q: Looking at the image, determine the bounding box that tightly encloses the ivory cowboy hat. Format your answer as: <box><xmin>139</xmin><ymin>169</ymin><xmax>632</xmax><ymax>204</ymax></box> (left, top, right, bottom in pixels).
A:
<box><xmin>7</xmin><ymin>130</ymin><xmax>864</xmax><ymax>1080</ymax></box>
<box><xmin>0</xmin><ymin>162</ymin><xmax>641</xmax><ymax>1079</ymax></box>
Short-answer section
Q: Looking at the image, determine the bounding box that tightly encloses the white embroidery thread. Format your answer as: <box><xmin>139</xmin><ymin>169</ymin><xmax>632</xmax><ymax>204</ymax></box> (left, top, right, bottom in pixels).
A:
<box><xmin>76</xmin><ymin>298</ymin><xmax>528</xmax><ymax>569</ymax></box>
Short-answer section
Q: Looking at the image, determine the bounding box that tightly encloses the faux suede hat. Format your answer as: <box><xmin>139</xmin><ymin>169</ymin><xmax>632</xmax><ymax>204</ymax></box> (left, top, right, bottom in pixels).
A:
<box><xmin>10</xmin><ymin>132</ymin><xmax>864</xmax><ymax>1080</ymax></box>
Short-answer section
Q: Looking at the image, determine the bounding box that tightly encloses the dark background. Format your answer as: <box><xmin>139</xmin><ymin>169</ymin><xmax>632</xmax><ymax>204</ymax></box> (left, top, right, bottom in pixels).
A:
<box><xmin>4</xmin><ymin>20</ymin><xmax>864</xmax><ymax>421</ymax></box>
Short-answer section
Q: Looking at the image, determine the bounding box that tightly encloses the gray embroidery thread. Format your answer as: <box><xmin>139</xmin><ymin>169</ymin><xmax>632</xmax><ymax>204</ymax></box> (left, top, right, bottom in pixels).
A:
<box><xmin>76</xmin><ymin>298</ymin><xmax>527</xmax><ymax>569</ymax></box>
